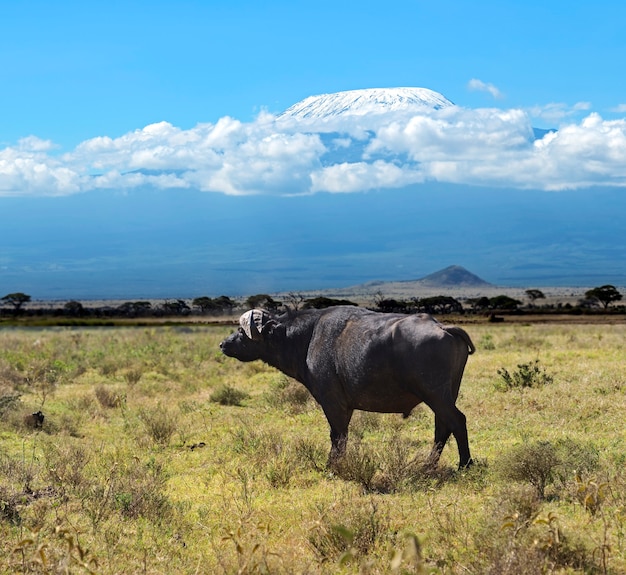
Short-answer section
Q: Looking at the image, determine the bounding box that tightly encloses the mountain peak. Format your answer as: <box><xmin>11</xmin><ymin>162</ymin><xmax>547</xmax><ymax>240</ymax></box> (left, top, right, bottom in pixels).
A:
<box><xmin>418</xmin><ymin>265</ymin><xmax>492</xmax><ymax>288</ymax></box>
<box><xmin>279</xmin><ymin>87</ymin><xmax>454</xmax><ymax>121</ymax></box>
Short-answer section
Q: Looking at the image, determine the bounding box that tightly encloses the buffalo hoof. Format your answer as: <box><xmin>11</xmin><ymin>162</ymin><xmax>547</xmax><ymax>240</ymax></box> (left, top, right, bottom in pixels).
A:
<box><xmin>458</xmin><ymin>458</ymin><xmax>474</xmax><ymax>471</ymax></box>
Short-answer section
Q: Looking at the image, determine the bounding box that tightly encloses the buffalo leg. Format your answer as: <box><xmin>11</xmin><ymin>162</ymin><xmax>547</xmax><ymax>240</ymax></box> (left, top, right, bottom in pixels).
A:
<box><xmin>448</xmin><ymin>407</ymin><xmax>472</xmax><ymax>469</ymax></box>
<box><xmin>428</xmin><ymin>414</ymin><xmax>452</xmax><ymax>466</ymax></box>
<box><xmin>426</xmin><ymin>399</ymin><xmax>472</xmax><ymax>469</ymax></box>
<box><xmin>322</xmin><ymin>405</ymin><xmax>353</xmax><ymax>465</ymax></box>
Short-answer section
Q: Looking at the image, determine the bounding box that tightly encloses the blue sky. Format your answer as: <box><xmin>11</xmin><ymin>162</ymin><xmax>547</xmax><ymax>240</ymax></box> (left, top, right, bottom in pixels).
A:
<box><xmin>1</xmin><ymin>1</ymin><xmax>626</xmax><ymax>298</ymax></box>
<box><xmin>4</xmin><ymin>0</ymin><xmax>626</xmax><ymax>149</ymax></box>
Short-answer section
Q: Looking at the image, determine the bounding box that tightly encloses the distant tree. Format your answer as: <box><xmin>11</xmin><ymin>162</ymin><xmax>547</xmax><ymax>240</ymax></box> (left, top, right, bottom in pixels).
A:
<box><xmin>192</xmin><ymin>296</ymin><xmax>236</xmax><ymax>314</ymax></box>
<box><xmin>584</xmin><ymin>285</ymin><xmax>623</xmax><ymax>309</ymax></box>
<box><xmin>415</xmin><ymin>295</ymin><xmax>463</xmax><ymax>314</ymax></box>
<box><xmin>303</xmin><ymin>297</ymin><xmax>358</xmax><ymax>309</ymax></box>
<box><xmin>160</xmin><ymin>300</ymin><xmax>190</xmax><ymax>316</ymax></box>
<box><xmin>64</xmin><ymin>300</ymin><xmax>85</xmax><ymax>317</ymax></box>
<box><xmin>467</xmin><ymin>296</ymin><xmax>491</xmax><ymax>312</ymax></box>
<box><xmin>117</xmin><ymin>301</ymin><xmax>152</xmax><ymax>317</ymax></box>
<box><xmin>525</xmin><ymin>289</ymin><xmax>546</xmax><ymax>307</ymax></box>
<box><xmin>213</xmin><ymin>295</ymin><xmax>236</xmax><ymax>312</ymax></box>
<box><xmin>375</xmin><ymin>298</ymin><xmax>410</xmax><ymax>313</ymax></box>
<box><xmin>245</xmin><ymin>294</ymin><xmax>281</xmax><ymax>311</ymax></box>
<box><xmin>192</xmin><ymin>297</ymin><xmax>216</xmax><ymax>313</ymax></box>
<box><xmin>489</xmin><ymin>295</ymin><xmax>522</xmax><ymax>311</ymax></box>
<box><xmin>1</xmin><ymin>292</ymin><xmax>31</xmax><ymax>313</ymax></box>
<box><xmin>285</xmin><ymin>292</ymin><xmax>306</xmax><ymax>311</ymax></box>
<box><xmin>372</xmin><ymin>291</ymin><xmax>386</xmax><ymax>309</ymax></box>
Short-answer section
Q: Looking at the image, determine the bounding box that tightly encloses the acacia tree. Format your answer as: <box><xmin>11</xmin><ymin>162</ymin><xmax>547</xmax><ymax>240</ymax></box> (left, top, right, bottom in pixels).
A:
<box><xmin>1</xmin><ymin>292</ymin><xmax>31</xmax><ymax>313</ymax></box>
<box><xmin>525</xmin><ymin>289</ymin><xmax>546</xmax><ymax>307</ymax></box>
<box><xmin>584</xmin><ymin>285</ymin><xmax>623</xmax><ymax>309</ymax></box>
<box><xmin>416</xmin><ymin>295</ymin><xmax>463</xmax><ymax>314</ymax></box>
<box><xmin>192</xmin><ymin>296</ymin><xmax>236</xmax><ymax>314</ymax></box>
<box><xmin>285</xmin><ymin>292</ymin><xmax>305</xmax><ymax>311</ymax></box>
<box><xmin>245</xmin><ymin>294</ymin><xmax>281</xmax><ymax>311</ymax></box>
<box><xmin>489</xmin><ymin>295</ymin><xmax>522</xmax><ymax>311</ymax></box>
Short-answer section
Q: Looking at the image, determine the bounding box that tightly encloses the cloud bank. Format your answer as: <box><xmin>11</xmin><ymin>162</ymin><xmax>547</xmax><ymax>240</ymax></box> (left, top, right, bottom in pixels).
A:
<box><xmin>2</xmin><ymin>103</ymin><xmax>626</xmax><ymax>197</ymax></box>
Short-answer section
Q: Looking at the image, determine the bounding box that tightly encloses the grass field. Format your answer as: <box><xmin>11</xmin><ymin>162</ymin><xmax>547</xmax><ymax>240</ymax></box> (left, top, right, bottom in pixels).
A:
<box><xmin>1</xmin><ymin>321</ymin><xmax>625</xmax><ymax>574</ymax></box>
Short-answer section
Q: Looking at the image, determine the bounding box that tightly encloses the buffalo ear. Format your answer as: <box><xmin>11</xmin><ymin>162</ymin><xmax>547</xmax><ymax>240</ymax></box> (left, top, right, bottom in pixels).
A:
<box><xmin>261</xmin><ymin>319</ymin><xmax>279</xmax><ymax>336</ymax></box>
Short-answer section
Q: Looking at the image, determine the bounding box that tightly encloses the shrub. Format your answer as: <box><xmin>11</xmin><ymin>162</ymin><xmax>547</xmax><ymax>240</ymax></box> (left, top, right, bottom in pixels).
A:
<box><xmin>496</xmin><ymin>359</ymin><xmax>554</xmax><ymax>391</ymax></box>
<box><xmin>553</xmin><ymin>438</ymin><xmax>600</xmax><ymax>482</ymax></box>
<box><xmin>139</xmin><ymin>404</ymin><xmax>179</xmax><ymax>445</ymax></box>
<box><xmin>308</xmin><ymin>499</ymin><xmax>390</xmax><ymax>562</ymax></box>
<box><xmin>0</xmin><ymin>485</ymin><xmax>23</xmax><ymax>525</ymax></box>
<box><xmin>44</xmin><ymin>441</ymin><xmax>90</xmax><ymax>492</ymax></box>
<box><xmin>498</xmin><ymin>441</ymin><xmax>561</xmax><ymax>499</ymax></box>
<box><xmin>0</xmin><ymin>391</ymin><xmax>21</xmax><ymax>416</ymax></box>
<box><xmin>331</xmin><ymin>440</ymin><xmax>379</xmax><ymax>491</ymax></box>
<box><xmin>375</xmin><ymin>439</ymin><xmax>453</xmax><ymax>493</ymax></box>
<box><xmin>265</xmin><ymin>376</ymin><xmax>311</xmax><ymax>413</ymax></box>
<box><xmin>123</xmin><ymin>367</ymin><xmax>143</xmax><ymax>386</ymax></box>
<box><xmin>230</xmin><ymin>425</ymin><xmax>283</xmax><ymax>458</ymax></box>
<box><xmin>94</xmin><ymin>385</ymin><xmax>125</xmax><ymax>409</ymax></box>
<box><xmin>479</xmin><ymin>333</ymin><xmax>496</xmax><ymax>350</ymax></box>
<box><xmin>291</xmin><ymin>437</ymin><xmax>327</xmax><ymax>471</ymax></box>
<box><xmin>112</xmin><ymin>458</ymin><xmax>172</xmax><ymax>521</ymax></box>
<box><xmin>210</xmin><ymin>384</ymin><xmax>249</xmax><ymax>406</ymax></box>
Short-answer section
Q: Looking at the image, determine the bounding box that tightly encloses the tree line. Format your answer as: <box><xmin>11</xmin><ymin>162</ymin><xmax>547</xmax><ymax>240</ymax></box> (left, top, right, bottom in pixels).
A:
<box><xmin>1</xmin><ymin>285</ymin><xmax>624</xmax><ymax>321</ymax></box>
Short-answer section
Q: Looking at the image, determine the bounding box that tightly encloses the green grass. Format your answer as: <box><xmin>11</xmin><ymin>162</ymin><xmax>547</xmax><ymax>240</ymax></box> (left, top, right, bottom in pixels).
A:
<box><xmin>0</xmin><ymin>322</ymin><xmax>625</xmax><ymax>573</ymax></box>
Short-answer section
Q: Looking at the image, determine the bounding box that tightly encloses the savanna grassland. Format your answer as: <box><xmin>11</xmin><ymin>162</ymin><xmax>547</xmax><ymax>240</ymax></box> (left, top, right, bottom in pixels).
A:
<box><xmin>1</xmin><ymin>321</ymin><xmax>625</xmax><ymax>574</ymax></box>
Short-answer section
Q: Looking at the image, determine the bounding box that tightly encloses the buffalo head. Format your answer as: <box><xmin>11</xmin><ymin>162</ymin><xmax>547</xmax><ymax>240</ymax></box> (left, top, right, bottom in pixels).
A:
<box><xmin>220</xmin><ymin>309</ymin><xmax>278</xmax><ymax>362</ymax></box>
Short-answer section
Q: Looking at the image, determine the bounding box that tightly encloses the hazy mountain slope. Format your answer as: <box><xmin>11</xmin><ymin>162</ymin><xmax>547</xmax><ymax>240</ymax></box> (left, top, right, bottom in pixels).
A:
<box><xmin>2</xmin><ymin>184</ymin><xmax>625</xmax><ymax>299</ymax></box>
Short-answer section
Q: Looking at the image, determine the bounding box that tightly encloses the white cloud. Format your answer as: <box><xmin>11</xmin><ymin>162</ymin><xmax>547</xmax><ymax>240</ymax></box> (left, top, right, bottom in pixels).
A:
<box><xmin>0</xmin><ymin>140</ymin><xmax>82</xmax><ymax>196</ymax></box>
<box><xmin>2</xmin><ymin>104</ymin><xmax>626</xmax><ymax>197</ymax></box>
<box><xmin>527</xmin><ymin>101</ymin><xmax>592</xmax><ymax>124</ymax></box>
<box><xmin>311</xmin><ymin>161</ymin><xmax>423</xmax><ymax>194</ymax></box>
<box><xmin>368</xmin><ymin>108</ymin><xmax>534</xmax><ymax>161</ymax></box>
<box><xmin>468</xmin><ymin>78</ymin><xmax>503</xmax><ymax>99</ymax></box>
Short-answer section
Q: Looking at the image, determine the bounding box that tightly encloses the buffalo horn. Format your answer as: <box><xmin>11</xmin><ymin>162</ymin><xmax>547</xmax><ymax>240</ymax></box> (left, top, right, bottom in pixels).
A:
<box><xmin>240</xmin><ymin>309</ymin><xmax>265</xmax><ymax>340</ymax></box>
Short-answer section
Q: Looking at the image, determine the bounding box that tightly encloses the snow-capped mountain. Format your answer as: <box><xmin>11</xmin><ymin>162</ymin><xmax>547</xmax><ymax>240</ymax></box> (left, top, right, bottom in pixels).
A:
<box><xmin>279</xmin><ymin>87</ymin><xmax>454</xmax><ymax>120</ymax></box>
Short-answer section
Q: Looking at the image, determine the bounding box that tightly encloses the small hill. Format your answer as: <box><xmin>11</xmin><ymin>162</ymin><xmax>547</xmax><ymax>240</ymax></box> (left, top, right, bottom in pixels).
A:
<box><xmin>416</xmin><ymin>265</ymin><xmax>493</xmax><ymax>288</ymax></box>
<box><xmin>290</xmin><ymin>265</ymin><xmax>497</xmax><ymax>304</ymax></box>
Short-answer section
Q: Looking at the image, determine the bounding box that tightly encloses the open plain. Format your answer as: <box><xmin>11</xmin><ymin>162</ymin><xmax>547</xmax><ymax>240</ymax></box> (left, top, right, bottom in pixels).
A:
<box><xmin>1</xmin><ymin>317</ymin><xmax>625</xmax><ymax>574</ymax></box>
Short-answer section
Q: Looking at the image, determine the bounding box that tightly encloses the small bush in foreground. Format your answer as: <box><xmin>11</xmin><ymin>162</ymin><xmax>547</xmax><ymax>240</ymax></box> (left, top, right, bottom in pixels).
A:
<box><xmin>308</xmin><ymin>499</ymin><xmax>390</xmax><ymax>563</ymax></box>
<box><xmin>498</xmin><ymin>439</ymin><xmax>599</xmax><ymax>500</ymax></box>
<box><xmin>331</xmin><ymin>440</ymin><xmax>379</xmax><ymax>491</ymax></box>
<box><xmin>499</xmin><ymin>441</ymin><xmax>561</xmax><ymax>499</ymax></box>
<box><xmin>210</xmin><ymin>384</ymin><xmax>249</xmax><ymax>406</ymax></box>
<box><xmin>138</xmin><ymin>404</ymin><xmax>179</xmax><ymax>445</ymax></box>
<box><xmin>265</xmin><ymin>375</ymin><xmax>312</xmax><ymax>413</ymax></box>
<box><xmin>496</xmin><ymin>358</ymin><xmax>554</xmax><ymax>391</ymax></box>
<box><xmin>94</xmin><ymin>384</ymin><xmax>125</xmax><ymax>409</ymax></box>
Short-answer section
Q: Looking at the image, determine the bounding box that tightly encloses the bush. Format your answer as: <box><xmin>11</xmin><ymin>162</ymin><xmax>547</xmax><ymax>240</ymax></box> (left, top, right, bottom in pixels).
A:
<box><xmin>498</xmin><ymin>441</ymin><xmax>561</xmax><ymax>499</ymax></box>
<box><xmin>496</xmin><ymin>359</ymin><xmax>554</xmax><ymax>391</ymax></box>
<box><xmin>210</xmin><ymin>384</ymin><xmax>249</xmax><ymax>406</ymax></box>
<box><xmin>138</xmin><ymin>404</ymin><xmax>179</xmax><ymax>445</ymax></box>
<box><xmin>94</xmin><ymin>385</ymin><xmax>125</xmax><ymax>409</ymax></box>
<box><xmin>0</xmin><ymin>390</ymin><xmax>21</xmax><ymax>416</ymax></box>
<box><xmin>331</xmin><ymin>440</ymin><xmax>379</xmax><ymax>491</ymax></box>
<box><xmin>375</xmin><ymin>440</ymin><xmax>455</xmax><ymax>493</ymax></box>
<box><xmin>265</xmin><ymin>376</ymin><xmax>312</xmax><ymax>413</ymax></box>
<box><xmin>308</xmin><ymin>499</ymin><xmax>390</xmax><ymax>562</ymax></box>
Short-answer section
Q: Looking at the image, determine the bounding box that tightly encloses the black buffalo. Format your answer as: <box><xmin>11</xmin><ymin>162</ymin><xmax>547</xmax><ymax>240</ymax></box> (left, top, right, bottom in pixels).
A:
<box><xmin>220</xmin><ymin>306</ymin><xmax>475</xmax><ymax>468</ymax></box>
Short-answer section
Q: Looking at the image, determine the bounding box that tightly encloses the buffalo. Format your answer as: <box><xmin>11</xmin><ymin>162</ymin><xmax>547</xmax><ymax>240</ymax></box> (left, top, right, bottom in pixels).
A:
<box><xmin>220</xmin><ymin>306</ymin><xmax>475</xmax><ymax>469</ymax></box>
